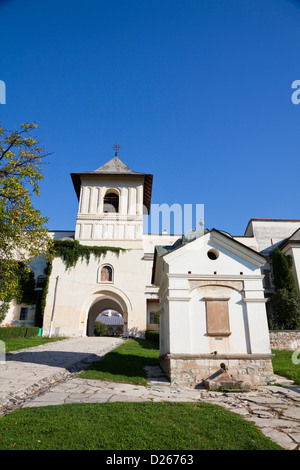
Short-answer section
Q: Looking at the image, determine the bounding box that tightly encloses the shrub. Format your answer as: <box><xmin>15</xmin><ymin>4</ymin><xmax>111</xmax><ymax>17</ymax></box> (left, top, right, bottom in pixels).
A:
<box><xmin>0</xmin><ymin>302</ymin><xmax>9</xmax><ymax>324</ymax></box>
<box><xmin>25</xmin><ymin>327</ymin><xmax>40</xmax><ymax>337</ymax></box>
<box><xmin>271</xmin><ymin>248</ymin><xmax>296</xmax><ymax>293</ymax></box>
<box><xmin>94</xmin><ymin>321</ymin><xmax>107</xmax><ymax>337</ymax></box>
<box><xmin>145</xmin><ymin>330</ymin><xmax>159</xmax><ymax>345</ymax></box>
<box><xmin>270</xmin><ymin>289</ymin><xmax>300</xmax><ymax>330</ymax></box>
<box><xmin>269</xmin><ymin>248</ymin><xmax>300</xmax><ymax>330</ymax></box>
<box><xmin>0</xmin><ymin>326</ymin><xmax>39</xmax><ymax>340</ymax></box>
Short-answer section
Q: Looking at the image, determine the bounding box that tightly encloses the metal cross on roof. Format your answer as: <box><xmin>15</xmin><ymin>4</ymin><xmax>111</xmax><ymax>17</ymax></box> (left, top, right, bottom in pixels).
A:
<box><xmin>113</xmin><ymin>142</ymin><xmax>121</xmax><ymax>157</ymax></box>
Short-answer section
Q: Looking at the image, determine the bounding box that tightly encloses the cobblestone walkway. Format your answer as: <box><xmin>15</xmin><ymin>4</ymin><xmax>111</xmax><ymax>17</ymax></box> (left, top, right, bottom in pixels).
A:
<box><xmin>0</xmin><ymin>337</ymin><xmax>124</xmax><ymax>409</ymax></box>
<box><xmin>15</xmin><ymin>375</ymin><xmax>300</xmax><ymax>450</ymax></box>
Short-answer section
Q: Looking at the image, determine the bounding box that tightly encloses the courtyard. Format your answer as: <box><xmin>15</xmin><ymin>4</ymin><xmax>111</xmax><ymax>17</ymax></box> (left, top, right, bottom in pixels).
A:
<box><xmin>0</xmin><ymin>336</ymin><xmax>300</xmax><ymax>450</ymax></box>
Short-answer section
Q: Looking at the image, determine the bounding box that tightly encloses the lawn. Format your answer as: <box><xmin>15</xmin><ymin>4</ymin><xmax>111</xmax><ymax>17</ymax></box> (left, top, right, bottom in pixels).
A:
<box><xmin>0</xmin><ymin>401</ymin><xmax>282</xmax><ymax>450</ymax></box>
<box><xmin>272</xmin><ymin>349</ymin><xmax>300</xmax><ymax>385</ymax></box>
<box><xmin>4</xmin><ymin>336</ymin><xmax>67</xmax><ymax>352</ymax></box>
<box><xmin>78</xmin><ymin>338</ymin><xmax>159</xmax><ymax>386</ymax></box>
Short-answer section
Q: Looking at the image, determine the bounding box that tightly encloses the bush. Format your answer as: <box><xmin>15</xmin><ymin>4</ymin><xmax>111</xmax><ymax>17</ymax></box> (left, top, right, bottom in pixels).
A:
<box><xmin>145</xmin><ymin>330</ymin><xmax>159</xmax><ymax>345</ymax></box>
<box><xmin>25</xmin><ymin>327</ymin><xmax>40</xmax><ymax>337</ymax></box>
<box><xmin>270</xmin><ymin>289</ymin><xmax>300</xmax><ymax>330</ymax></box>
<box><xmin>0</xmin><ymin>302</ymin><xmax>9</xmax><ymax>324</ymax></box>
<box><xmin>0</xmin><ymin>326</ymin><xmax>39</xmax><ymax>340</ymax></box>
<box><xmin>271</xmin><ymin>248</ymin><xmax>296</xmax><ymax>293</ymax></box>
<box><xmin>94</xmin><ymin>321</ymin><xmax>107</xmax><ymax>337</ymax></box>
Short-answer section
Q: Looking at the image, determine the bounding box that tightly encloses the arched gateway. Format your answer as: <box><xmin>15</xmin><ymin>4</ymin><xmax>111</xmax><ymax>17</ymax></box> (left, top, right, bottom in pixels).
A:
<box><xmin>83</xmin><ymin>290</ymin><xmax>130</xmax><ymax>337</ymax></box>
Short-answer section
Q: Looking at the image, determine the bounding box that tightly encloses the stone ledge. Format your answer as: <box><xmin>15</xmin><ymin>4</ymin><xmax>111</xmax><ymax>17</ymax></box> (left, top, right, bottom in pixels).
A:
<box><xmin>160</xmin><ymin>353</ymin><xmax>275</xmax><ymax>389</ymax></box>
<box><xmin>160</xmin><ymin>353</ymin><xmax>275</xmax><ymax>361</ymax></box>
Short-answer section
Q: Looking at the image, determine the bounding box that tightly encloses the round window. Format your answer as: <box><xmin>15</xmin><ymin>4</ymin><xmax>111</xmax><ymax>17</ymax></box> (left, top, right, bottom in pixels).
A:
<box><xmin>207</xmin><ymin>249</ymin><xmax>219</xmax><ymax>260</ymax></box>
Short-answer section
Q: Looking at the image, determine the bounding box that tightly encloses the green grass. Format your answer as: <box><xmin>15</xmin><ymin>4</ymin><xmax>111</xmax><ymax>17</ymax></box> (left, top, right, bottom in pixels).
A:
<box><xmin>78</xmin><ymin>338</ymin><xmax>159</xmax><ymax>386</ymax></box>
<box><xmin>4</xmin><ymin>336</ymin><xmax>67</xmax><ymax>352</ymax></box>
<box><xmin>0</xmin><ymin>402</ymin><xmax>282</xmax><ymax>450</ymax></box>
<box><xmin>272</xmin><ymin>349</ymin><xmax>300</xmax><ymax>385</ymax></box>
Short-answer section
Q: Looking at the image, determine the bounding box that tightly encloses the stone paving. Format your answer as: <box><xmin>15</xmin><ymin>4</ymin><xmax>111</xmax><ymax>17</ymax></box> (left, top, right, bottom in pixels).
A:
<box><xmin>0</xmin><ymin>338</ymin><xmax>300</xmax><ymax>450</ymax></box>
<box><xmin>0</xmin><ymin>337</ymin><xmax>124</xmax><ymax>409</ymax></box>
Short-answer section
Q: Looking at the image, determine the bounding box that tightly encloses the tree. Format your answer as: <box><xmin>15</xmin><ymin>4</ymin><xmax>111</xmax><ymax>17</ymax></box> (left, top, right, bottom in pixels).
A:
<box><xmin>271</xmin><ymin>247</ymin><xmax>296</xmax><ymax>293</ymax></box>
<box><xmin>0</xmin><ymin>122</ymin><xmax>52</xmax><ymax>303</ymax></box>
<box><xmin>270</xmin><ymin>248</ymin><xmax>300</xmax><ymax>329</ymax></box>
<box><xmin>270</xmin><ymin>289</ymin><xmax>300</xmax><ymax>330</ymax></box>
<box><xmin>94</xmin><ymin>321</ymin><xmax>107</xmax><ymax>337</ymax></box>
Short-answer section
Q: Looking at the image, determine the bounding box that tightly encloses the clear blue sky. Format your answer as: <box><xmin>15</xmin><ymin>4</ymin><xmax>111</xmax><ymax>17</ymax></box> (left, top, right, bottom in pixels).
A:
<box><xmin>1</xmin><ymin>0</ymin><xmax>300</xmax><ymax>235</ymax></box>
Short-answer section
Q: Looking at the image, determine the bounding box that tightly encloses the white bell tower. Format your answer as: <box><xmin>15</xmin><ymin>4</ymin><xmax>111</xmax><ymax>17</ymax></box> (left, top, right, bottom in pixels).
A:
<box><xmin>71</xmin><ymin>145</ymin><xmax>153</xmax><ymax>247</ymax></box>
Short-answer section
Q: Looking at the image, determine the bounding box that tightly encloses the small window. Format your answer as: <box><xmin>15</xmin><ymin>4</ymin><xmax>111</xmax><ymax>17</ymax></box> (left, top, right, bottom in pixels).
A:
<box><xmin>100</xmin><ymin>265</ymin><xmax>113</xmax><ymax>282</ymax></box>
<box><xmin>207</xmin><ymin>249</ymin><xmax>219</xmax><ymax>260</ymax></box>
<box><xmin>20</xmin><ymin>307</ymin><xmax>28</xmax><ymax>321</ymax></box>
<box><xmin>103</xmin><ymin>192</ymin><xmax>119</xmax><ymax>213</ymax></box>
<box><xmin>150</xmin><ymin>312</ymin><xmax>159</xmax><ymax>324</ymax></box>
<box><xmin>36</xmin><ymin>275</ymin><xmax>46</xmax><ymax>288</ymax></box>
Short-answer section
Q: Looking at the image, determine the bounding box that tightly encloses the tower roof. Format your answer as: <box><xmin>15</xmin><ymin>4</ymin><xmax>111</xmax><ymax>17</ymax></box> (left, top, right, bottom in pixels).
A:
<box><xmin>94</xmin><ymin>155</ymin><xmax>137</xmax><ymax>174</ymax></box>
<box><xmin>70</xmin><ymin>156</ymin><xmax>153</xmax><ymax>213</ymax></box>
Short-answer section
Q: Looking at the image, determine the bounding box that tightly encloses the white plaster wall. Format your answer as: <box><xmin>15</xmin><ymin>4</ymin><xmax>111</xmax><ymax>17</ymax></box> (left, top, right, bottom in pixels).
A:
<box><xmin>158</xmin><ymin>232</ymin><xmax>271</xmax><ymax>357</ymax></box>
<box><xmin>1</xmin><ymin>299</ymin><xmax>35</xmax><ymax>326</ymax></box>
<box><xmin>233</xmin><ymin>236</ymin><xmax>258</xmax><ymax>251</ymax></box>
<box><xmin>42</xmin><ymin>247</ymin><xmax>148</xmax><ymax>337</ymax></box>
<box><xmin>168</xmin><ymin>299</ymin><xmax>191</xmax><ymax>354</ymax></box>
<box><xmin>166</xmin><ymin>236</ymin><xmax>262</xmax><ymax>277</ymax></box>
<box><xmin>76</xmin><ymin>176</ymin><xmax>145</xmax><ymax>242</ymax></box>
<box><xmin>245</xmin><ymin>220</ymin><xmax>300</xmax><ymax>252</ymax></box>
<box><xmin>187</xmin><ymin>287</ymin><xmax>250</xmax><ymax>355</ymax></box>
<box><xmin>160</xmin><ymin>299</ymin><xmax>170</xmax><ymax>356</ymax></box>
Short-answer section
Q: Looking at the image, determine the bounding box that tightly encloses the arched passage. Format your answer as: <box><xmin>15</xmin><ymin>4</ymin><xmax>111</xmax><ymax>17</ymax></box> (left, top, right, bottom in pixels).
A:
<box><xmin>85</xmin><ymin>291</ymin><xmax>129</xmax><ymax>337</ymax></box>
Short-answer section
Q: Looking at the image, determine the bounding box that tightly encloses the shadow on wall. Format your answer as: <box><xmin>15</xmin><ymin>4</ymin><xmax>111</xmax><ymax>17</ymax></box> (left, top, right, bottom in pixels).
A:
<box><xmin>126</xmin><ymin>327</ymin><xmax>146</xmax><ymax>339</ymax></box>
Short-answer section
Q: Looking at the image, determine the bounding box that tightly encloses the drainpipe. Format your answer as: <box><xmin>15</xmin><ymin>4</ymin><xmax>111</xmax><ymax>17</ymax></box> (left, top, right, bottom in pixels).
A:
<box><xmin>48</xmin><ymin>276</ymin><xmax>59</xmax><ymax>338</ymax></box>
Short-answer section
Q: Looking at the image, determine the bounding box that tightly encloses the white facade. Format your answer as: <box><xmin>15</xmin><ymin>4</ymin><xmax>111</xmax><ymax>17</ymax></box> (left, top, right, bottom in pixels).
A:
<box><xmin>152</xmin><ymin>229</ymin><xmax>274</xmax><ymax>387</ymax></box>
<box><xmin>2</xmin><ymin>155</ymin><xmax>300</xmax><ymax>379</ymax></box>
<box><xmin>153</xmin><ymin>230</ymin><xmax>271</xmax><ymax>355</ymax></box>
<box><xmin>40</xmin><ymin>156</ymin><xmax>179</xmax><ymax>337</ymax></box>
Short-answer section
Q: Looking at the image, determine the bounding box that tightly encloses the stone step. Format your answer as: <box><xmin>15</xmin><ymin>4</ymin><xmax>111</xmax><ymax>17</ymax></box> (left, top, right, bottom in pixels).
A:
<box><xmin>272</xmin><ymin>374</ymin><xmax>295</xmax><ymax>386</ymax></box>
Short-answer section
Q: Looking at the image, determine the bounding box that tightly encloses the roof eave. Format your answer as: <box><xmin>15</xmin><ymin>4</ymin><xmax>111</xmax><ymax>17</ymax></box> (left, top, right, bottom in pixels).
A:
<box><xmin>70</xmin><ymin>172</ymin><xmax>153</xmax><ymax>213</ymax></box>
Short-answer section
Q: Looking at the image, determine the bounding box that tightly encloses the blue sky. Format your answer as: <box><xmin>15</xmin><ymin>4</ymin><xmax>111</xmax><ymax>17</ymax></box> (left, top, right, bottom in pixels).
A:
<box><xmin>1</xmin><ymin>0</ymin><xmax>300</xmax><ymax>235</ymax></box>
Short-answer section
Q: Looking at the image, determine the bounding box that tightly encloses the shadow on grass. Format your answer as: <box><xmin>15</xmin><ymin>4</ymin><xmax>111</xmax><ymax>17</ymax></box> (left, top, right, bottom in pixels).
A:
<box><xmin>78</xmin><ymin>338</ymin><xmax>160</xmax><ymax>385</ymax></box>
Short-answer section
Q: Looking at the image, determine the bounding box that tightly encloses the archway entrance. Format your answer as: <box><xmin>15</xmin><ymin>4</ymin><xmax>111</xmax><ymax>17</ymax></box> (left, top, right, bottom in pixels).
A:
<box><xmin>95</xmin><ymin>309</ymin><xmax>124</xmax><ymax>336</ymax></box>
<box><xmin>86</xmin><ymin>293</ymin><xmax>128</xmax><ymax>337</ymax></box>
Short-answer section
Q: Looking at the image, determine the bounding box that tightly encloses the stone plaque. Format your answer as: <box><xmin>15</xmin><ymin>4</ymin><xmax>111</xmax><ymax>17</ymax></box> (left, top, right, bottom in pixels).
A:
<box><xmin>204</xmin><ymin>298</ymin><xmax>231</xmax><ymax>337</ymax></box>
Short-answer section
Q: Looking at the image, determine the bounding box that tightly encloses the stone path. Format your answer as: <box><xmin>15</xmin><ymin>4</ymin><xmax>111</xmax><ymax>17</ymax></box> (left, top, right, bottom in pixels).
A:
<box><xmin>0</xmin><ymin>337</ymin><xmax>124</xmax><ymax>410</ymax></box>
<box><xmin>17</xmin><ymin>373</ymin><xmax>300</xmax><ymax>450</ymax></box>
<box><xmin>0</xmin><ymin>338</ymin><xmax>300</xmax><ymax>450</ymax></box>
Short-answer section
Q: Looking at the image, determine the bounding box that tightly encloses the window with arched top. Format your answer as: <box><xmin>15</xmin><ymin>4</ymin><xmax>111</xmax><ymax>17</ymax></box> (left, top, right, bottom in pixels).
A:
<box><xmin>100</xmin><ymin>265</ymin><xmax>113</xmax><ymax>282</ymax></box>
<box><xmin>36</xmin><ymin>275</ymin><xmax>46</xmax><ymax>288</ymax></box>
<box><xmin>103</xmin><ymin>192</ymin><xmax>119</xmax><ymax>213</ymax></box>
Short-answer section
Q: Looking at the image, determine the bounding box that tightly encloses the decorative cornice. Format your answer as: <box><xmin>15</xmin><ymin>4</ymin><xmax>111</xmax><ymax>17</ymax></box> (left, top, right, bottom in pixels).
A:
<box><xmin>160</xmin><ymin>353</ymin><xmax>274</xmax><ymax>361</ymax></box>
<box><xmin>168</xmin><ymin>274</ymin><xmax>264</xmax><ymax>280</ymax></box>
<box><xmin>77</xmin><ymin>214</ymin><xmax>142</xmax><ymax>222</ymax></box>
<box><xmin>166</xmin><ymin>296</ymin><xmax>190</xmax><ymax>302</ymax></box>
<box><xmin>189</xmin><ymin>279</ymin><xmax>244</xmax><ymax>293</ymax></box>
